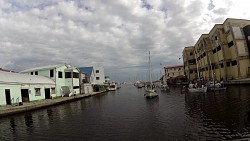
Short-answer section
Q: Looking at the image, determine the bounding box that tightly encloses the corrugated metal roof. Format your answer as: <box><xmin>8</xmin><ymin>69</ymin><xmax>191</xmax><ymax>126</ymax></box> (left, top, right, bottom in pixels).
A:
<box><xmin>78</xmin><ymin>67</ymin><xmax>93</xmax><ymax>76</ymax></box>
<box><xmin>0</xmin><ymin>71</ymin><xmax>55</xmax><ymax>84</ymax></box>
<box><xmin>20</xmin><ymin>64</ymin><xmax>68</xmax><ymax>73</ymax></box>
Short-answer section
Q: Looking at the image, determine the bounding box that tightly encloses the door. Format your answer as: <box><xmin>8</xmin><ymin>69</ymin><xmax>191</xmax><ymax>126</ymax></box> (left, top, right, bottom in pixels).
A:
<box><xmin>21</xmin><ymin>89</ymin><xmax>30</xmax><ymax>102</ymax></box>
<box><xmin>45</xmin><ymin>88</ymin><xmax>51</xmax><ymax>99</ymax></box>
<box><xmin>5</xmin><ymin>89</ymin><xmax>11</xmax><ymax>105</ymax></box>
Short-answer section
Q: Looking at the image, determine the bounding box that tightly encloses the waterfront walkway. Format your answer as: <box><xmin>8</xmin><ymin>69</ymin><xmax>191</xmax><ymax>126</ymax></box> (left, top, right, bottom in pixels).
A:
<box><xmin>0</xmin><ymin>91</ymin><xmax>107</xmax><ymax>117</ymax></box>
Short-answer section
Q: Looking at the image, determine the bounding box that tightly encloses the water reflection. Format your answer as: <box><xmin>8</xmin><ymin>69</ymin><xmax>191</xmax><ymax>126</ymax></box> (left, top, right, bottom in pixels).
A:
<box><xmin>185</xmin><ymin>86</ymin><xmax>250</xmax><ymax>140</ymax></box>
<box><xmin>1</xmin><ymin>85</ymin><xmax>250</xmax><ymax>140</ymax></box>
<box><xmin>9</xmin><ymin>118</ymin><xmax>17</xmax><ymax>131</ymax></box>
<box><xmin>24</xmin><ymin>113</ymin><xmax>33</xmax><ymax>128</ymax></box>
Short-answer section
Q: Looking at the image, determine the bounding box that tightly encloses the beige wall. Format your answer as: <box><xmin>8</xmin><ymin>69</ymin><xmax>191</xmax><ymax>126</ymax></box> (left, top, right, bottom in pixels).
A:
<box><xmin>183</xmin><ymin>18</ymin><xmax>250</xmax><ymax>81</ymax></box>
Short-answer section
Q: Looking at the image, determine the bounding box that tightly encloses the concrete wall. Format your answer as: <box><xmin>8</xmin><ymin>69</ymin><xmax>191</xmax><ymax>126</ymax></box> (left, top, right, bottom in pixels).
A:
<box><xmin>0</xmin><ymin>83</ymin><xmax>55</xmax><ymax>106</ymax></box>
<box><xmin>0</xmin><ymin>84</ymin><xmax>21</xmax><ymax>106</ymax></box>
<box><xmin>82</xmin><ymin>83</ymin><xmax>93</xmax><ymax>94</ymax></box>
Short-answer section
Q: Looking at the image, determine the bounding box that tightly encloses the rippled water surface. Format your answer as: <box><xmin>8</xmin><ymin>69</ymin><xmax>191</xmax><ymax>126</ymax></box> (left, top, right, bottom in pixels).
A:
<box><xmin>1</xmin><ymin>84</ymin><xmax>250</xmax><ymax>140</ymax></box>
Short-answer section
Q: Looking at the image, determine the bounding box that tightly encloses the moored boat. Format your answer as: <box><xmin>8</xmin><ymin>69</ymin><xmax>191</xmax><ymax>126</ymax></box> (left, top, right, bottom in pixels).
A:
<box><xmin>144</xmin><ymin>51</ymin><xmax>158</xmax><ymax>99</ymax></box>
<box><xmin>188</xmin><ymin>86</ymin><xmax>207</xmax><ymax>93</ymax></box>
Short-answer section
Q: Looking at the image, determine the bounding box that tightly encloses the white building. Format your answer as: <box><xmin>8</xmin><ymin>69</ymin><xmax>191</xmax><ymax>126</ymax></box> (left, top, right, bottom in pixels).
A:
<box><xmin>79</xmin><ymin>65</ymin><xmax>105</xmax><ymax>85</ymax></box>
<box><xmin>0</xmin><ymin>71</ymin><xmax>55</xmax><ymax>106</ymax></box>
<box><xmin>93</xmin><ymin>65</ymin><xmax>105</xmax><ymax>84</ymax></box>
<box><xmin>20</xmin><ymin>64</ymin><xmax>80</xmax><ymax>97</ymax></box>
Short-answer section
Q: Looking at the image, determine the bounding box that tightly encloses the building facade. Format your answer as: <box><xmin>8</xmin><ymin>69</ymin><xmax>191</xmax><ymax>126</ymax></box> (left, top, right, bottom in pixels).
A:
<box><xmin>0</xmin><ymin>71</ymin><xmax>55</xmax><ymax>106</ymax></box>
<box><xmin>20</xmin><ymin>64</ymin><xmax>80</xmax><ymax>97</ymax></box>
<box><xmin>183</xmin><ymin>46</ymin><xmax>197</xmax><ymax>80</ymax></box>
<box><xmin>79</xmin><ymin>65</ymin><xmax>105</xmax><ymax>85</ymax></box>
<box><xmin>183</xmin><ymin>18</ymin><xmax>250</xmax><ymax>81</ymax></box>
<box><xmin>164</xmin><ymin>65</ymin><xmax>186</xmax><ymax>84</ymax></box>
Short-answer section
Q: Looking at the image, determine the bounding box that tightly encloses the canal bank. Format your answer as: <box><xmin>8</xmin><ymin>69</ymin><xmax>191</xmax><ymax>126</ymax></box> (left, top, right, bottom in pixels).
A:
<box><xmin>0</xmin><ymin>90</ymin><xmax>107</xmax><ymax>117</ymax></box>
<box><xmin>224</xmin><ymin>78</ymin><xmax>250</xmax><ymax>85</ymax></box>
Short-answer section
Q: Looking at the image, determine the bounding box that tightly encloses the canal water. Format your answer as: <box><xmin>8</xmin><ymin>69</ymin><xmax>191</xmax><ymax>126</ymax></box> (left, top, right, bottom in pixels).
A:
<box><xmin>1</xmin><ymin>84</ymin><xmax>250</xmax><ymax>140</ymax></box>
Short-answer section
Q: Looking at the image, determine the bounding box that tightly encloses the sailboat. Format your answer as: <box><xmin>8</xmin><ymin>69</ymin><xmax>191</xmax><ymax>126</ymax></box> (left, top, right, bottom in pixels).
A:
<box><xmin>144</xmin><ymin>51</ymin><xmax>158</xmax><ymax>98</ymax></box>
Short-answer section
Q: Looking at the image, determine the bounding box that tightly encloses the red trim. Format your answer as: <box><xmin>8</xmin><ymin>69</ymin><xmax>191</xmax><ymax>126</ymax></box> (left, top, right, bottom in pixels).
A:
<box><xmin>0</xmin><ymin>68</ymin><xmax>15</xmax><ymax>73</ymax></box>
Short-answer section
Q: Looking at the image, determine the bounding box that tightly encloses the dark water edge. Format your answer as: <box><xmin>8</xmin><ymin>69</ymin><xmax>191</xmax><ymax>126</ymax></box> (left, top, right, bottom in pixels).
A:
<box><xmin>1</xmin><ymin>85</ymin><xmax>250</xmax><ymax>140</ymax></box>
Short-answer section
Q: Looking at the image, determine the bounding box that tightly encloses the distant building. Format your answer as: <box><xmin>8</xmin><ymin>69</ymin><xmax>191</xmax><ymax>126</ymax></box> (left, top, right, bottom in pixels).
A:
<box><xmin>78</xmin><ymin>65</ymin><xmax>105</xmax><ymax>85</ymax></box>
<box><xmin>183</xmin><ymin>46</ymin><xmax>197</xmax><ymax>80</ymax></box>
<box><xmin>0</xmin><ymin>71</ymin><xmax>55</xmax><ymax>106</ymax></box>
<box><xmin>183</xmin><ymin>18</ymin><xmax>250</xmax><ymax>81</ymax></box>
<box><xmin>78</xmin><ymin>65</ymin><xmax>106</xmax><ymax>92</ymax></box>
<box><xmin>164</xmin><ymin>65</ymin><xmax>186</xmax><ymax>84</ymax></box>
<box><xmin>20</xmin><ymin>64</ymin><xmax>80</xmax><ymax>97</ymax></box>
<box><xmin>78</xmin><ymin>67</ymin><xmax>95</xmax><ymax>84</ymax></box>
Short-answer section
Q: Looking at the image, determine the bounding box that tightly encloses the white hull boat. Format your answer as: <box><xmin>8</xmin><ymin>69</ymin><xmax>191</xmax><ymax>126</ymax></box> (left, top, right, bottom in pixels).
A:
<box><xmin>144</xmin><ymin>90</ymin><xmax>158</xmax><ymax>99</ymax></box>
<box><xmin>209</xmin><ymin>87</ymin><xmax>227</xmax><ymax>91</ymax></box>
<box><xmin>144</xmin><ymin>51</ymin><xmax>158</xmax><ymax>99</ymax></box>
<box><xmin>188</xmin><ymin>86</ymin><xmax>207</xmax><ymax>93</ymax></box>
<box><xmin>107</xmin><ymin>83</ymin><xmax>117</xmax><ymax>91</ymax></box>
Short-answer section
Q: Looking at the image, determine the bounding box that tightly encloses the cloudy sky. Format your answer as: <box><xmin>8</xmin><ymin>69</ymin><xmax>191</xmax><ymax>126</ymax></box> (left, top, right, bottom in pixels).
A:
<box><xmin>0</xmin><ymin>0</ymin><xmax>250</xmax><ymax>82</ymax></box>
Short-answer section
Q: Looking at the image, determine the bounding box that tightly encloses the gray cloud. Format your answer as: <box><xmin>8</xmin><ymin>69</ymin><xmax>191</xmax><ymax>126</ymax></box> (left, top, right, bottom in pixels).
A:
<box><xmin>0</xmin><ymin>0</ymin><xmax>249</xmax><ymax>82</ymax></box>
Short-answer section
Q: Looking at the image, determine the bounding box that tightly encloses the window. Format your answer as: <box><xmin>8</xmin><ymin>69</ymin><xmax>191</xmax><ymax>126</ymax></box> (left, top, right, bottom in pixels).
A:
<box><xmin>189</xmin><ymin>59</ymin><xmax>196</xmax><ymax>65</ymax></box>
<box><xmin>65</xmin><ymin>72</ymin><xmax>71</xmax><ymax>78</ymax></box>
<box><xmin>232</xmin><ymin>60</ymin><xmax>237</xmax><ymax>66</ymax></box>
<box><xmin>190</xmin><ymin>70</ymin><xmax>193</xmax><ymax>73</ymax></box>
<box><xmin>203</xmin><ymin>53</ymin><xmax>206</xmax><ymax>57</ymax></box>
<box><xmin>217</xmin><ymin>45</ymin><xmax>221</xmax><ymax>51</ymax></box>
<box><xmin>31</xmin><ymin>72</ymin><xmax>33</xmax><ymax>75</ymax></box>
<box><xmin>213</xmin><ymin>49</ymin><xmax>216</xmax><ymax>54</ymax></box>
<box><xmin>73</xmin><ymin>72</ymin><xmax>79</xmax><ymax>78</ymax></box>
<box><xmin>35</xmin><ymin>71</ymin><xmax>38</xmax><ymax>75</ymax></box>
<box><xmin>226</xmin><ymin>62</ymin><xmax>231</xmax><ymax>67</ymax></box>
<box><xmin>96</xmin><ymin>70</ymin><xmax>99</xmax><ymax>73</ymax></box>
<box><xmin>190</xmin><ymin>52</ymin><xmax>193</xmax><ymax>56</ymax></box>
<box><xmin>51</xmin><ymin>88</ymin><xmax>56</xmax><ymax>94</ymax></box>
<box><xmin>35</xmin><ymin>88</ymin><xmax>41</xmax><ymax>96</ymax></box>
<box><xmin>73</xmin><ymin>86</ymin><xmax>79</xmax><ymax>89</ymax></box>
<box><xmin>50</xmin><ymin>69</ymin><xmax>54</xmax><ymax>77</ymax></box>
<box><xmin>220</xmin><ymin>63</ymin><xmax>224</xmax><ymax>68</ymax></box>
<box><xmin>96</xmin><ymin>77</ymin><xmax>100</xmax><ymax>80</ymax></box>
<box><xmin>215</xmin><ymin>36</ymin><xmax>217</xmax><ymax>40</ymax></box>
<box><xmin>228</xmin><ymin>41</ymin><xmax>234</xmax><ymax>48</ymax></box>
<box><xmin>58</xmin><ymin>71</ymin><xmax>63</xmax><ymax>78</ymax></box>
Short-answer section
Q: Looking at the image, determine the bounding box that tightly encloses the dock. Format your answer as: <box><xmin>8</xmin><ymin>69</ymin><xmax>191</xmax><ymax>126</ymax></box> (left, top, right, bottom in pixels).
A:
<box><xmin>224</xmin><ymin>78</ymin><xmax>250</xmax><ymax>85</ymax></box>
<box><xmin>0</xmin><ymin>91</ymin><xmax>107</xmax><ymax>117</ymax></box>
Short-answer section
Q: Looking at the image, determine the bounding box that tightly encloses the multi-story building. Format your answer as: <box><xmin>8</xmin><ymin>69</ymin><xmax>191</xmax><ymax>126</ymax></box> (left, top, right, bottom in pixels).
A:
<box><xmin>164</xmin><ymin>65</ymin><xmax>186</xmax><ymax>84</ymax></box>
<box><xmin>194</xmin><ymin>34</ymin><xmax>213</xmax><ymax>80</ymax></box>
<box><xmin>182</xmin><ymin>46</ymin><xmax>197</xmax><ymax>80</ymax></box>
<box><xmin>183</xmin><ymin>18</ymin><xmax>250</xmax><ymax>81</ymax></box>
<box><xmin>79</xmin><ymin>65</ymin><xmax>105</xmax><ymax>85</ymax></box>
<box><xmin>20</xmin><ymin>64</ymin><xmax>80</xmax><ymax>97</ymax></box>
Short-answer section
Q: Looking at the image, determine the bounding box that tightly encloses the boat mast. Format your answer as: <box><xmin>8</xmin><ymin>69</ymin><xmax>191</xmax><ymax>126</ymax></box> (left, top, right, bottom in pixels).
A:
<box><xmin>149</xmin><ymin>51</ymin><xmax>152</xmax><ymax>84</ymax></box>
